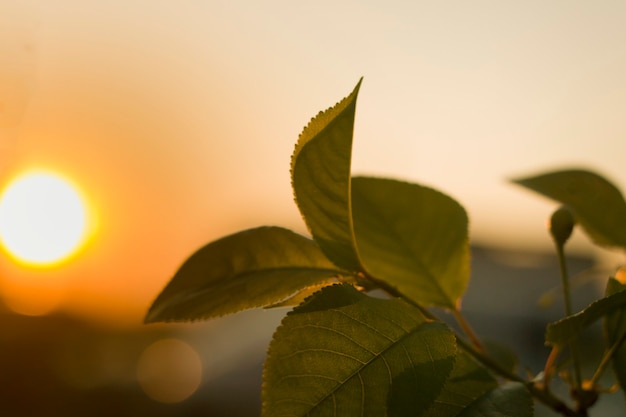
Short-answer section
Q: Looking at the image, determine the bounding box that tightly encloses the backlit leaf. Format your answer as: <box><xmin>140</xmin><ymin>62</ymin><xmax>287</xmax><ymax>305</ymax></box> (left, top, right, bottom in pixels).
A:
<box><xmin>351</xmin><ymin>176</ymin><xmax>470</xmax><ymax>309</ymax></box>
<box><xmin>456</xmin><ymin>382</ymin><xmax>533</xmax><ymax>417</ymax></box>
<box><xmin>421</xmin><ymin>352</ymin><xmax>497</xmax><ymax>417</ymax></box>
<box><xmin>145</xmin><ymin>226</ymin><xmax>346</xmax><ymax>322</ymax></box>
<box><xmin>262</xmin><ymin>284</ymin><xmax>456</xmax><ymax>416</ymax></box>
<box><xmin>291</xmin><ymin>80</ymin><xmax>362</xmax><ymax>270</ymax></box>
<box><xmin>546</xmin><ymin>287</ymin><xmax>626</xmax><ymax>347</ymax></box>
<box><xmin>264</xmin><ymin>280</ymin><xmax>355</xmax><ymax>309</ymax></box>
<box><xmin>604</xmin><ymin>277</ymin><xmax>626</xmax><ymax>401</ymax></box>
<box><xmin>512</xmin><ymin>169</ymin><xmax>626</xmax><ymax>251</ymax></box>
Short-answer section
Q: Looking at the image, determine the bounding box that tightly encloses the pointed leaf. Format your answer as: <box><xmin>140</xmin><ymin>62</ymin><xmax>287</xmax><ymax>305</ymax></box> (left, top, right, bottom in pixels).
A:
<box><xmin>145</xmin><ymin>226</ymin><xmax>345</xmax><ymax>322</ymax></box>
<box><xmin>546</xmin><ymin>287</ymin><xmax>626</xmax><ymax>347</ymax></box>
<box><xmin>604</xmin><ymin>277</ymin><xmax>626</xmax><ymax>400</ymax></box>
<box><xmin>291</xmin><ymin>80</ymin><xmax>362</xmax><ymax>270</ymax></box>
<box><xmin>456</xmin><ymin>382</ymin><xmax>534</xmax><ymax>417</ymax></box>
<box><xmin>351</xmin><ymin>176</ymin><xmax>470</xmax><ymax>309</ymax></box>
<box><xmin>421</xmin><ymin>352</ymin><xmax>498</xmax><ymax>417</ymax></box>
<box><xmin>512</xmin><ymin>169</ymin><xmax>626</xmax><ymax>250</ymax></box>
<box><xmin>262</xmin><ymin>284</ymin><xmax>456</xmax><ymax>416</ymax></box>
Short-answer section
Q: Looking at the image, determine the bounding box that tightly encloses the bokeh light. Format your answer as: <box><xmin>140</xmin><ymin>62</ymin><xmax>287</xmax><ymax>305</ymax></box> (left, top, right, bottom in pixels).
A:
<box><xmin>136</xmin><ymin>338</ymin><xmax>203</xmax><ymax>404</ymax></box>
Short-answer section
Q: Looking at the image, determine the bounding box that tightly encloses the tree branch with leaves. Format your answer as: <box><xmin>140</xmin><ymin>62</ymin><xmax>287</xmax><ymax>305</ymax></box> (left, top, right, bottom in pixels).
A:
<box><xmin>146</xmin><ymin>80</ymin><xmax>626</xmax><ymax>417</ymax></box>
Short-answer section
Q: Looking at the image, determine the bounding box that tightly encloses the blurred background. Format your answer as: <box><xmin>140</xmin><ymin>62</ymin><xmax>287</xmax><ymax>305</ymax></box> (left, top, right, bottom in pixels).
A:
<box><xmin>1</xmin><ymin>1</ymin><xmax>626</xmax><ymax>415</ymax></box>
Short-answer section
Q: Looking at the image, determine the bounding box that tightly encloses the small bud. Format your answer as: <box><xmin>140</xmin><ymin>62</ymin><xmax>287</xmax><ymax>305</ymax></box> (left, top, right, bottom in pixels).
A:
<box><xmin>572</xmin><ymin>380</ymin><xmax>600</xmax><ymax>410</ymax></box>
<box><xmin>549</xmin><ymin>206</ymin><xmax>575</xmax><ymax>246</ymax></box>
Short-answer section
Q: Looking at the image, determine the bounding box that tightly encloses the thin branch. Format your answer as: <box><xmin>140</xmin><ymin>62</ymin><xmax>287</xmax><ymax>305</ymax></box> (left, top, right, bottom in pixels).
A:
<box><xmin>364</xmin><ymin>273</ymin><xmax>581</xmax><ymax>416</ymax></box>
<box><xmin>555</xmin><ymin>243</ymin><xmax>584</xmax><ymax>390</ymax></box>
<box><xmin>589</xmin><ymin>331</ymin><xmax>626</xmax><ymax>387</ymax></box>
<box><xmin>452</xmin><ymin>308</ymin><xmax>485</xmax><ymax>352</ymax></box>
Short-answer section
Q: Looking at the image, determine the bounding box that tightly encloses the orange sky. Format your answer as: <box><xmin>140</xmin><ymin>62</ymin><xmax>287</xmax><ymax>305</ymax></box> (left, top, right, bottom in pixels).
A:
<box><xmin>1</xmin><ymin>1</ymin><xmax>626</xmax><ymax>325</ymax></box>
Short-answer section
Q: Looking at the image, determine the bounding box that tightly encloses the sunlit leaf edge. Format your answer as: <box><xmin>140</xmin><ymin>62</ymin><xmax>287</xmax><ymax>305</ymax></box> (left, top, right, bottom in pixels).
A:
<box><xmin>546</xmin><ymin>285</ymin><xmax>626</xmax><ymax>346</ymax></box>
<box><xmin>290</xmin><ymin>79</ymin><xmax>363</xmax><ymax>271</ymax></box>
<box><xmin>145</xmin><ymin>226</ymin><xmax>347</xmax><ymax>323</ymax></box>
<box><xmin>290</xmin><ymin>78</ymin><xmax>363</xmax><ymax>176</ymax></box>
<box><xmin>264</xmin><ymin>275</ymin><xmax>361</xmax><ymax>309</ymax></box>
<box><xmin>261</xmin><ymin>284</ymin><xmax>457</xmax><ymax>417</ymax></box>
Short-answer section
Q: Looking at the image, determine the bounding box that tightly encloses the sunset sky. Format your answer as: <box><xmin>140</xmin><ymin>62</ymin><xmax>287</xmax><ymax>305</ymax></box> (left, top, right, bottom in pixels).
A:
<box><xmin>1</xmin><ymin>0</ymin><xmax>626</xmax><ymax>325</ymax></box>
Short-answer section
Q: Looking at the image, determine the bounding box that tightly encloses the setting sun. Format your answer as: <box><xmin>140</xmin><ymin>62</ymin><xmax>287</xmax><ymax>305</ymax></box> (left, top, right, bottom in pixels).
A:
<box><xmin>0</xmin><ymin>171</ymin><xmax>89</xmax><ymax>266</ymax></box>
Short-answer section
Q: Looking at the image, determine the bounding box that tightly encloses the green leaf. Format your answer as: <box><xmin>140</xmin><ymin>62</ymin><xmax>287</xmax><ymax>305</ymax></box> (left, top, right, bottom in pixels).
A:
<box><xmin>512</xmin><ymin>169</ymin><xmax>626</xmax><ymax>250</ymax></box>
<box><xmin>546</xmin><ymin>287</ymin><xmax>626</xmax><ymax>347</ymax></box>
<box><xmin>291</xmin><ymin>79</ymin><xmax>363</xmax><ymax>270</ymax></box>
<box><xmin>604</xmin><ymin>277</ymin><xmax>626</xmax><ymax>400</ymax></box>
<box><xmin>351</xmin><ymin>176</ymin><xmax>470</xmax><ymax>309</ymax></box>
<box><xmin>456</xmin><ymin>382</ymin><xmax>534</xmax><ymax>417</ymax></box>
<box><xmin>421</xmin><ymin>352</ymin><xmax>498</xmax><ymax>417</ymax></box>
<box><xmin>264</xmin><ymin>277</ymin><xmax>358</xmax><ymax>309</ymax></box>
<box><xmin>262</xmin><ymin>284</ymin><xmax>456</xmax><ymax>417</ymax></box>
<box><xmin>145</xmin><ymin>226</ymin><xmax>345</xmax><ymax>322</ymax></box>
<box><xmin>290</xmin><ymin>81</ymin><xmax>471</xmax><ymax>310</ymax></box>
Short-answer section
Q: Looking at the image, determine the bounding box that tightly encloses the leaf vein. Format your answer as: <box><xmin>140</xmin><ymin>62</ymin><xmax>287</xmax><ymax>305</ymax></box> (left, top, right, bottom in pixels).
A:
<box><xmin>278</xmin><ymin>348</ymin><xmax>367</xmax><ymax>364</ymax></box>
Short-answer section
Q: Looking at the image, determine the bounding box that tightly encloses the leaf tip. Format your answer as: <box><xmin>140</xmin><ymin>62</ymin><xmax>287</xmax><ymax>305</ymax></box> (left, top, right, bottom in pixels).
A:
<box><xmin>143</xmin><ymin>305</ymin><xmax>161</xmax><ymax>324</ymax></box>
<box><xmin>291</xmin><ymin>78</ymin><xmax>364</xmax><ymax>170</ymax></box>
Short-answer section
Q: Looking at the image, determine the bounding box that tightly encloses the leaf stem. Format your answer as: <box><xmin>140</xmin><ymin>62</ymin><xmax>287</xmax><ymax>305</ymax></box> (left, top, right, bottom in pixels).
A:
<box><xmin>366</xmin><ymin>275</ymin><xmax>581</xmax><ymax>416</ymax></box>
<box><xmin>556</xmin><ymin>244</ymin><xmax>574</xmax><ymax>328</ymax></box>
<box><xmin>457</xmin><ymin>336</ymin><xmax>582</xmax><ymax>416</ymax></box>
<box><xmin>367</xmin><ymin>274</ymin><xmax>585</xmax><ymax>416</ymax></box>
<box><xmin>589</xmin><ymin>331</ymin><xmax>626</xmax><ymax>387</ymax></box>
<box><xmin>555</xmin><ymin>242</ymin><xmax>584</xmax><ymax>390</ymax></box>
<box><xmin>452</xmin><ymin>307</ymin><xmax>485</xmax><ymax>352</ymax></box>
<box><xmin>542</xmin><ymin>346</ymin><xmax>561</xmax><ymax>390</ymax></box>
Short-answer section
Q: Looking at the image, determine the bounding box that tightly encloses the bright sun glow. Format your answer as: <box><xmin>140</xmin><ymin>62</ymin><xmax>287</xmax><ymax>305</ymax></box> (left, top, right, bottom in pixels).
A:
<box><xmin>0</xmin><ymin>171</ymin><xmax>88</xmax><ymax>266</ymax></box>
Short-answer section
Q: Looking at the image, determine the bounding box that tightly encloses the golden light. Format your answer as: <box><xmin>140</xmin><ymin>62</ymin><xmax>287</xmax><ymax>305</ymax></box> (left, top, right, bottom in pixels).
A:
<box><xmin>137</xmin><ymin>338</ymin><xmax>203</xmax><ymax>403</ymax></box>
<box><xmin>0</xmin><ymin>170</ymin><xmax>89</xmax><ymax>266</ymax></box>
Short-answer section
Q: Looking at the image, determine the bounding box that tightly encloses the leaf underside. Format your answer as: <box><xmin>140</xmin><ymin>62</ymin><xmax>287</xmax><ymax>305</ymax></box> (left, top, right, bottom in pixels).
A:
<box><xmin>420</xmin><ymin>352</ymin><xmax>498</xmax><ymax>417</ymax></box>
<box><xmin>604</xmin><ymin>278</ymin><xmax>626</xmax><ymax>403</ymax></box>
<box><xmin>262</xmin><ymin>284</ymin><xmax>456</xmax><ymax>417</ymax></box>
<box><xmin>546</xmin><ymin>286</ymin><xmax>626</xmax><ymax>347</ymax></box>
<box><xmin>512</xmin><ymin>169</ymin><xmax>626</xmax><ymax>251</ymax></box>
<box><xmin>456</xmin><ymin>382</ymin><xmax>534</xmax><ymax>417</ymax></box>
<box><xmin>145</xmin><ymin>226</ymin><xmax>346</xmax><ymax>322</ymax></box>
<box><xmin>352</xmin><ymin>176</ymin><xmax>470</xmax><ymax>309</ymax></box>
